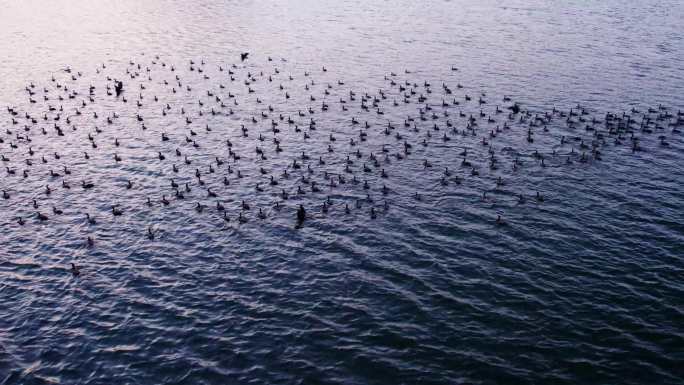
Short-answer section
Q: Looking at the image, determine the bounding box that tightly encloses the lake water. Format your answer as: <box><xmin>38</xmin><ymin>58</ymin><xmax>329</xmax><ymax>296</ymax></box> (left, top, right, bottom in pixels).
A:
<box><xmin>1</xmin><ymin>1</ymin><xmax>683</xmax><ymax>384</ymax></box>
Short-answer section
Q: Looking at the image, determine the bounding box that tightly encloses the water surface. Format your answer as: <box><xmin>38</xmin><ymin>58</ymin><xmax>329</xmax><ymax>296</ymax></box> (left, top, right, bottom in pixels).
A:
<box><xmin>1</xmin><ymin>1</ymin><xmax>683</xmax><ymax>384</ymax></box>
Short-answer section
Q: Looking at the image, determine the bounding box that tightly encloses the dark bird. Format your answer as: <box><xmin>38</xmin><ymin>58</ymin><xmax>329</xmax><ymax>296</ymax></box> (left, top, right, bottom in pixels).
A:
<box><xmin>297</xmin><ymin>204</ymin><xmax>306</xmax><ymax>223</ymax></box>
<box><xmin>70</xmin><ymin>263</ymin><xmax>80</xmax><ymax>276</ymax></box>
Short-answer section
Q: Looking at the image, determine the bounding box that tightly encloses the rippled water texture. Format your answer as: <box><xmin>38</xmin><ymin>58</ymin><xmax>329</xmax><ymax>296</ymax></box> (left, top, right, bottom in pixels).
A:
<box><xmin>1</xmin><ymin>1</ymin><xmax>683</xmax><ymax>384</ymax></box>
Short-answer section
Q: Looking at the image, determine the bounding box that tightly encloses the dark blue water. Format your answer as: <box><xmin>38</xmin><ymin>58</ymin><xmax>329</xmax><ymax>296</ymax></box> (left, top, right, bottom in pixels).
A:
<box><xmin>1</xmin><ymin>1</ymin><xmax>683</xmax><ymax>384</ymax></box>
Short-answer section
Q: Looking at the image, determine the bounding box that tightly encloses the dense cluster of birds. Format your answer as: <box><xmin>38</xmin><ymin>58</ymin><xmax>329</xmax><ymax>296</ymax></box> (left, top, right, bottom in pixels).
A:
<box><xmin>1</xmin><ymin>53</ymin><xmax>682</xmax><ymax>273</ymax></box>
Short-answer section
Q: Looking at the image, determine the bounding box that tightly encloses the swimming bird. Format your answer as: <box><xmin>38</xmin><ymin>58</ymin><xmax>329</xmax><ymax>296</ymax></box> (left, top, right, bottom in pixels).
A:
<box><xmin>70</xmin><ymin>263</ymin><xmax>80</xmax><ymax>276</ymax></box>
<box><xmin>297</xmin><ymin>204</ymin><xmax>306</xmax><ymax>223</ymax></box>
<box><xmin>112</xmin><ymin>205</ymin><xmax>123</xmax><ymax>216</ymax></box>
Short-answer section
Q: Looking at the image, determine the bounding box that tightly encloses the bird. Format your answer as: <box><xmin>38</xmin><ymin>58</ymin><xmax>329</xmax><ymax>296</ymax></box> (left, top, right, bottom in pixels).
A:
<box><xmin>297</xmin><ymin>204</ymin><xmax>306</xmax><ymax>223</ymax></box>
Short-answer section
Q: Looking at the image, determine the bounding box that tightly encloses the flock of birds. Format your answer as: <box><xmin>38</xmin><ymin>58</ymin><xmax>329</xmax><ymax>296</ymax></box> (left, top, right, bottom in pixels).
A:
<box><xmin>1</xmin><ymin>53</ymin><xmax>682</xmax><ymax>275</ymax></box>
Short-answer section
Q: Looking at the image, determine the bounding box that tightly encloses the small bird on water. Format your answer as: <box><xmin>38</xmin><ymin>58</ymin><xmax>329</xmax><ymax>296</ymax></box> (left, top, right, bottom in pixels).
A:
<box><xmin>70</xmin><ymin>263</ymin><xmax>80</xmax><ymax>276</ymax></box>
<box><xmin>297</xmin><ymin>204</ymin><xmax>306</xmax><ymax>223</ymax></box>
